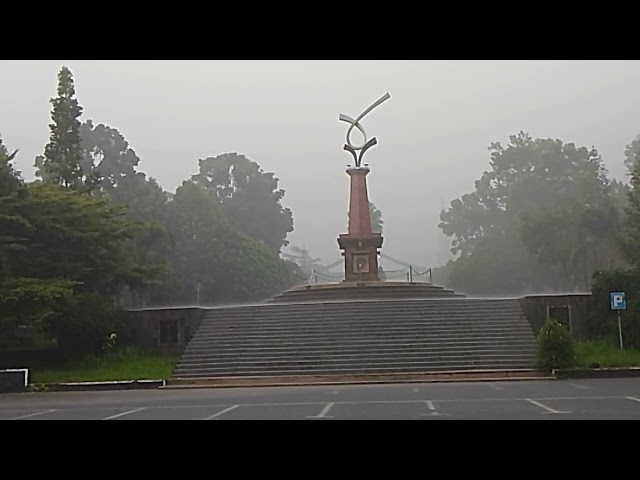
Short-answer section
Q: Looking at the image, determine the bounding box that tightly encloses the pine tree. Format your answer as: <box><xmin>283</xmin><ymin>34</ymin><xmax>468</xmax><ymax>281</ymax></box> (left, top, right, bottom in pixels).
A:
<box><xmin>0</xmin><ymin>134</ymin><xmax>21</xmax><ymax>196</ymax></box>
<box><xmin>35</xmin><ymin>66</ymin><xmax>85</xmax><ymax>190</ymax></box>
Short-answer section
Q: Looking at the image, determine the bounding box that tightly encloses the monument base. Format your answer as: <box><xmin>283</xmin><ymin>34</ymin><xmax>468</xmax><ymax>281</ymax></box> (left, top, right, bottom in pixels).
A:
<box><xmin>266</xmin><ymin>280</ymin><xmax>465</xmax><ymax>304</ymax></box>
<box><xmin>337</xmin><ymin>233</ymin><xmax>383</xmax><ymax>283</ymax></box>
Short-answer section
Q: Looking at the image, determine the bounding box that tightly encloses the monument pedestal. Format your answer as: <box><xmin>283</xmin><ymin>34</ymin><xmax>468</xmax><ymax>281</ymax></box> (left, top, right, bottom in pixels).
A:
<box><xmin>338</xmin><ymin>165</ymin><xmax>384</xmax><ymax>282</ymax></box>
<box><xmin>337</xmin><ymin>233</ymin><xmax>383</xmax><ymax>283</ymax></box>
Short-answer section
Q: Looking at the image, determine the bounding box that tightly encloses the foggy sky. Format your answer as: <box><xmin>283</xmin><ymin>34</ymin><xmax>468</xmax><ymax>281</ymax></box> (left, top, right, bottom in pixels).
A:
<box><xmin>2</xmin><ymin>60</ymin><xmax>640</xmax><ymax>269</ymax></box>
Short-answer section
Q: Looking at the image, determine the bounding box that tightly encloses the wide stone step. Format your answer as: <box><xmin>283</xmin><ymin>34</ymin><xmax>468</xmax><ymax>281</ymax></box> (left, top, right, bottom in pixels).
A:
<box><xmin>218</xmin><ymin>308</ymin><xmax>518</xmax><ymax>318</ymax></box>
<box><xmin>187</xmin><ymin>328</ymin><xmax>536</xmax><ymax>340</ymax></box>
<box><xmin>202</xmin><ymin>304</ymin><xmax>525</xmax><ymax>317</ymax></box>
<box><xmin>196</xmin><ymin>322</ymin><xmax>530</xmax><ymax>333</ymax></box>
<box><xmin>185</xmin><ymin>336</ymin><xmax>535</xmax><ymax>351</ymax></box>
<box><xmin>183</xmin><ymin>346</ymin><xmax>535</xmax><ymax>358</ymax></box>
<box><xmin>183</xmin><ymin>346</ymin><xmax>536</xmax><ymax>359</ymax></box>
<box><xmin>173</xmin><ymin>361</ymin><xmax>538</xmax><ymax>377</ymax></box>
<box><xmin>200</xmin><ymin>313</ymin><xmax>527</xmax><ymax>323</ymax></box>
<box><xmin>174</xmin><ymin>362</ymin><xmax>538</xmax><ymax>377</ymax></box>
<box><xmin>179</xmin><ymin>346</ymin><xmax>537</xmax><ymax>365</ymax></box>
<box><xmin>186</xmin><ymin>338</ymin><xmax>534</xmax><ymax>350</ymax></box>
<box><xmin>178</xmin><ymin>350</ymin><xmax>535</xmax><ymax>363</ymax></box>
<box><xmin>200</xmin><ymin>315</ymin><xmax>529</xmax><ymax>328</ymax></box>
<box><xmin>174</xmin><ymin>366</ymin><xmax>537</xmax><ymax>378</ymax></box>
<box><xmin>178</xmin><ymin>348</ymin><xmax>537</xmax><ymax>365</ymax></box>
<box><xmin>181</xmin><ymin>344</ymin><xmax>538</xmax><ymax>357</ymax></box>
<box><xmin>202</xmin><ymin>308</ymin><xmax>527</xmax><ymax>317</ymax></box>
<box><xmin>201</xmin><ymin>314</ymin><xmax>525</xmax><ymax>324</ymax></box>
<box><xmin>188</xmin><ymin>336</ymin><xmax>535</xmax><ymax>348</ymax></box>
<box><xmin>193</xmin><ymin>327</ymin><xmax>533</xmax><ymax>339</ymax></box>
<box><xmin>195</xmin><ymin>320</ymin><xmax>530</xmax><ymax>333</ymax></box>
<box><xmin>201</xmin><ymin>299</ymin><xmax>523</xmax><ymax>311</ymax></box>
<box><xmin>184</xmin><ymin>343</ymin><xmax>536</xmax><ymax>356</ymax></box>
<box><xmin>194</xmin><ymin>325</ymin><xmax>533</xmax><ymax>335</ymax></box>
<box><xmin>203</xmin><ymin>307</ymin><xmax>526</xmax><ymax>315</ymax></box>
<box><xmin>196</xmin><ymin>318</ymin><xmax>532</xmax><ymax>329</ymax></box>
<box><xmin>200</xmin><ymin>315</ymin><xmax>529</xmax><ymax>329</ymax></box>
<box><xmin>189</xmin><ymin>328</ymin><xmax>534</xmax><ymax>342</ymax></box>
<box><xmin>176</xmin><ymin>358</ymin><xmax>537</xmax><ymax>373</ymax></box>
<box><xmin>182</xmin><ymin>338</ymin><xmax>537</xmax><ymax>354</ymax></box>
<box><xmin>177</xmin><ymin>350</ymin><xmax>534</xmax><ymax>365</ymax></box>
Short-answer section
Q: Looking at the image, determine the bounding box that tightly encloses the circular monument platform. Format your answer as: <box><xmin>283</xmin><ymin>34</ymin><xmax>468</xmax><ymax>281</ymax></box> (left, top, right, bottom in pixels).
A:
<box><xmin>266</xmin><ymin>281</ymin><xmax>465</xmax><ymax>304</ymax></box>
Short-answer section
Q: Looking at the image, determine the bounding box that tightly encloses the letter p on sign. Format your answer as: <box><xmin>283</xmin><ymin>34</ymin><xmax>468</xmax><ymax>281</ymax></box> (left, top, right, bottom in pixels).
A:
<box><xmin>611</xmin><ymin>292</ymin><xmax>626</xmax><ymax>310</ymax></box>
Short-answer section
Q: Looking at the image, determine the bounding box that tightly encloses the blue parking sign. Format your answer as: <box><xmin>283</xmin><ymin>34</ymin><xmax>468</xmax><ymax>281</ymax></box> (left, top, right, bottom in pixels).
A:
<box><xmin>611</xmin><ymin>292</ymin><xmax>626</xmax><ymax>310</ymax></box>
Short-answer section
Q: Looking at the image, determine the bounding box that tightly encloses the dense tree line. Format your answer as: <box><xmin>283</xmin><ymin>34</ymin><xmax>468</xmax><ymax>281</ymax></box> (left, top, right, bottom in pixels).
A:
<box><xmin>433</xmin><ymin>128</ymin><xmax>640</xmax><ymax>348</ymax></box>
<box><xmin>7</xmin><ymin>65</ymin><xmax>640</xmax><ymax>354</ymax></box>
<box><xmin>0</xmin><ymin>66</ymin><xmax>297</xmax><ymax>354</ymax></box>
<box><xmin>433</xmin><ymin>131</ymin><xmax>632</xmax><ymax>296</ymax></box>
<box><xmin>587</xmin><ymin>144</ymin><xmax>640</xmax><ymax>347</ymax></box>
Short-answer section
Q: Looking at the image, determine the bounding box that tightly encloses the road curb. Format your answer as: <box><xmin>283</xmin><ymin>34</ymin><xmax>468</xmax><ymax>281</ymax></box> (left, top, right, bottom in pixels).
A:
<box><xmin>554</xmin><ymin>367</ymin><xmax>640</xmax><ymax>379</ymax></box>
<box><xmin>161</xmin><ymin>376</ymin><xmax>556</xmax><ymax>389</ymax></box>
<box><xmin>164</xmin><ymin>369</ymin><xmax>550</xmax><ymax>389</ymax></box>
<box><xmin>31</xmin><ymin>379</ymin><xmax>167</xmax><ymax>392</ymax></box>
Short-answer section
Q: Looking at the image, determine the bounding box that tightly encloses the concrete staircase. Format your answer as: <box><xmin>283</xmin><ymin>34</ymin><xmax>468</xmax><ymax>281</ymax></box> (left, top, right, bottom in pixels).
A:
<box><xmin>172</xmin><ymin>298</ymin><xmax>539</xmax><ymax>380</ymax></box>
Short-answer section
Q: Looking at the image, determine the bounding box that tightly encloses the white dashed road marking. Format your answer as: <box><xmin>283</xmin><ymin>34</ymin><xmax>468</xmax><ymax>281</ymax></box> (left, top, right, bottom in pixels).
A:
<box><xmin>423</xmin><ymin>400</ymin><xmax>439</xmax><ymax>416</ymax></box>
<box><xmin>566</xmin><ymin>382</ymin><xmax>590</xmax><ymax>390</ymax></box>
<box><xmin>102</xmin><ymin>407</ymin><xmax>147</xmax><ymax>420</ymax></box>
<box><xmin>11</xmin><ymin>409</ymin><xmax>56</xmax><ymax>420</ymax></box>
<box><xmin>8</xmin><ymin>392</ymin><xmax>640</xmax><ymax>420</ymax></box>
<box><xmin>203</xmin><ymin>405</ymin><xmax>239</xmax><ymax>420</ymax></box>
<box><xmin>525</xmin><ymin>398</ymin><xmax>570</xmax><ymax>414</ymax></box>
<box><xmin>421</xmin><ymin>400</ymin><xmax>450</xmax><ymax>416</ymax></box>
<box><xmin>307</xmin><ymin>402</ymin><xmax>335</xmax><ymax>419</ymax></box>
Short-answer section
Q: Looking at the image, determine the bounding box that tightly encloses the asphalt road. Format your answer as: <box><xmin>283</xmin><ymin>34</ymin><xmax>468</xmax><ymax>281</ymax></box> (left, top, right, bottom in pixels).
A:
<box><xmin>2</xmin><ymin>378</ymin><xmax>640</xmax><ymax>419</ymax></box>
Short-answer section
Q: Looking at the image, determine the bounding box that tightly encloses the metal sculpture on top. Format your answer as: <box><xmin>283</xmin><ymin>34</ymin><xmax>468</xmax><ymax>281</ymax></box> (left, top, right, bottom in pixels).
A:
<box><xmin>339</xmin><ymin>92</ymin><xmax>391</xmax><ymax>168</ymax></box>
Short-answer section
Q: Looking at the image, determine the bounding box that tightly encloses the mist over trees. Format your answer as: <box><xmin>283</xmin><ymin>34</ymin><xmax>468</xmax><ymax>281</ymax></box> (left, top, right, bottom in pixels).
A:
<box><xmin>0</xmin><ymin>66</ymin><xmax>298</xmax><ymax>355</ymax></box>
<box><xmin>435</xmin><ymin>131</ymin><xmax>633</xmax><ymax>296</ymax></box>
<box><xmin>192</xmin><ymin>153</ymin><xmax>294</xmax><ymax>253</ymax></box>
<box><xmin>588</xmin><ymin>145</ymin><xmax>640</xmax><ymax>348</ymax></box>
<box><xmin>370</xmin><ymin>201</ymin><xmax>383</xmax><ymax>233</ymax></box>
<box><xmin>4</xmin><ymin>65</ymin><xmax>640</xmax><ymax>354</ymax></box>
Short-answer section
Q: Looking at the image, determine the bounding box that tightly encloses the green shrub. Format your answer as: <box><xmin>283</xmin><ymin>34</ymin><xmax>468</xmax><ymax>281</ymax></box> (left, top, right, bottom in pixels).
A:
<box><xmin>536</xmin><ymin>319</ymin><xmax>576</xmax><ymax>371</ymax></box>
<box><xmin>46</xmin><ymin>293</ymin><xmax>132</xmax><ymax>356</ymax></box>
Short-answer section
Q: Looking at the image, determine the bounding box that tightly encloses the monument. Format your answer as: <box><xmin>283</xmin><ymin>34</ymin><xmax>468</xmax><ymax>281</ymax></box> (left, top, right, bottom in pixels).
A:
<box><xmin>265</xmin><ymin>92</ymin><xmax>463</xmax><ymax>302</ymax></box>
<box><xmin>337</xmin><ymin>93</ymin><xmax>390</xmax><ymax>283</ymax></box>
<box><xmin>167</xmin><ymin>92</ymin><xmax>539</xmax><ymax>387</ymax></box>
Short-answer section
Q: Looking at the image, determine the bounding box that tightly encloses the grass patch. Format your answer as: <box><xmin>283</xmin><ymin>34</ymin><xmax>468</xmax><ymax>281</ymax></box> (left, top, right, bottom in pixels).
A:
<box><xmin>30</xmin><ymin>347</ymin><xmax>178</xmax><ymax>384</ymax></box>
<box><xmin>574</xmin><ymin>339</ymin><xmax>640</xmax><ymax>368</ymax></box>
<box><xmin>0</xmin><ymin>336</ymin><xmax>57</xmax><ymax>352</ymax></box>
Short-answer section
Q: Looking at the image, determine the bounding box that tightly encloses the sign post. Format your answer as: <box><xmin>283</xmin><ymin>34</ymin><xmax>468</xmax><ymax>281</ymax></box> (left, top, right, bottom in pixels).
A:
<box><xmin>610</xmin><ymin>292</ymin><xmax>626</xmax><ymax>349</ymax></box>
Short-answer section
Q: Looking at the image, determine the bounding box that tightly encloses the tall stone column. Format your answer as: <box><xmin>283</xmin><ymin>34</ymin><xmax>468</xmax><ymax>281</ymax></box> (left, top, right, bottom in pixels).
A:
<box><xmin>337</xmin><ymin>166</ymin><xmax>383</xmax><ymax>282</ymax></box>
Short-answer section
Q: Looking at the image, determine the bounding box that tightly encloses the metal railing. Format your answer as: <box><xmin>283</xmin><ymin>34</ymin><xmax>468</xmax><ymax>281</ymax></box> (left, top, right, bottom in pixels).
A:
<box><xmin>304</xmin><ymin>265</ymin><xmax>432</xmax><ymax>285</ymax></box>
